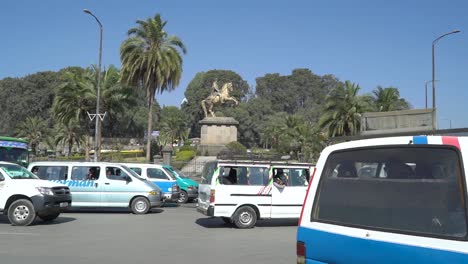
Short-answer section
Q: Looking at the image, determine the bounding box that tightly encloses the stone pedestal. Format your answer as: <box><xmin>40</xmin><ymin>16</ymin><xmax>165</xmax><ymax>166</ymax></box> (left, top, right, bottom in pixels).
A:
<box><xmin>198</xmin><ymin>117</ymin><xmax>239</xmax><ymax>156</ymax></box>
<box><xmin>162</xmin><ymin>145</ymin><xmax>173</xmax><ymax>165</ymax></box>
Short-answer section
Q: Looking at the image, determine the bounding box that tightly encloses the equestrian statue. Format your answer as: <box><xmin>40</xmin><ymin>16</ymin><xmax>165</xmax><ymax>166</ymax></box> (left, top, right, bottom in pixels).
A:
<box><xmin>201</xmin><ymin>80</ymin><xmax>239</xmax><ymax>118</ymax></box>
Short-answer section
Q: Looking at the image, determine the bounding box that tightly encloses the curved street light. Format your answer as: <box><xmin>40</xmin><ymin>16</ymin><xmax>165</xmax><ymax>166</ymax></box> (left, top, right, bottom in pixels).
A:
<box><xmin>432</xmin><ymin>29</ymin><xmax>460</xmax><ymax>129</ymax></box>
<box><xmin>83</xmin><ymin>9</ymin><xmax>103</xmax><ymax>162</ymax></box>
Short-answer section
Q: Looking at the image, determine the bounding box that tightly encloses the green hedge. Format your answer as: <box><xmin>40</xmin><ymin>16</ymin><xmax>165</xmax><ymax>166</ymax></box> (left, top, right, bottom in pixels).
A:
<box><xmin>226</xmin><ymin>141</ymin><xmax>247</xmax><ymax>154</ymax></box>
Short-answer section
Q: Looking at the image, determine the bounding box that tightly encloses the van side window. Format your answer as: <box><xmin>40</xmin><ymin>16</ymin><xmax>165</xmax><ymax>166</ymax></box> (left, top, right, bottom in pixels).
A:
<box><xmin>130</xmin><ymin>167</ymin><xmax>142</xmax><ymax>176</ymax></box>
<box><xmin>106</xmin><ymin>167</ymin><xmax>129</xmax><ymax>181</ymax></box>
<box><xmin>147</xmin><ymin>168</ymin><xmax>168</xmax><ymax>180</ymax></box>
<box><xmin>71</xmin><ymin>166</ymin><xmax>100</xmax><ymax>180</ymax></box>
<box><xmin>32</xmin><ymin>166</ymin><xmax>68</xmax><ymax>180</ymax></box>
<box><xmin>288</xmin><ymin>168</ymin><xmax>309</xmax><ymax>186</ymax></box>
<box><xmin>313</xmin><ymin>146</ymin><xmax>467</xmax><ymax>239</ymax></box>
<box><xmin>220</xmin><ymin>166</ymin><xmax>268</xmax><ymax>186</ymax></box>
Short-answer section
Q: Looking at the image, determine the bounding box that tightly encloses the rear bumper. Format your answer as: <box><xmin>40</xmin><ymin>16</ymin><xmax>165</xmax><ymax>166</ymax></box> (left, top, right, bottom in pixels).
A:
<box><xmin>186</xmin><ymin>188</ymin><xmax>198</xmax><ymax>199</ymax></box>
<box><xmin>197</xmin><ymin>205</ymin><xmax>214</xmax><ymax>217</ymax></box>
<box><xmin>148</xmin><ymin>194</ymin><xmax>162</xmax><ymax>208</ymax></box>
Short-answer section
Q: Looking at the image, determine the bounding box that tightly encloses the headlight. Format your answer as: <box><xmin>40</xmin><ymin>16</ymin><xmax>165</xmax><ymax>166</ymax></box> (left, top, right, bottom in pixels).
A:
<box><xmin>187</xmin><ymin>186</ymin><xmax>195</xmax><ymax>190</ymax></box>
<box><xmin>149</xmin><ymin>190</ymin><xmax>159</xmax><ymax>196</ymax></box>
<box><xmin>37</xmin><ymin>187</ymin><xmax>54</xmax><ymax>196</ymax></box>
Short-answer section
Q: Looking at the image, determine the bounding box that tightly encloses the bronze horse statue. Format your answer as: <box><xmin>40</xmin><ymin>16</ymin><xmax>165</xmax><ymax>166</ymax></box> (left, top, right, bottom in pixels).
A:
<box><xmin>201</xmin><ymin>82</ymin><xmax>239</xmax><ymax>118</ymax></box>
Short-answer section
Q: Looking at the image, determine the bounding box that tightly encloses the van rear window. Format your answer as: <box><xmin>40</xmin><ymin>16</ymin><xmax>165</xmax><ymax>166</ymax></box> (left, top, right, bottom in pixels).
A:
<box><xmin>312</xmin><ymin>146</ymin><xmax>467</xmax><ymax>239</ymax></box>
<box><xmin>201</xmin><ymin>162</ymin><xmax>217</xmax><ymax>184</ymax></box>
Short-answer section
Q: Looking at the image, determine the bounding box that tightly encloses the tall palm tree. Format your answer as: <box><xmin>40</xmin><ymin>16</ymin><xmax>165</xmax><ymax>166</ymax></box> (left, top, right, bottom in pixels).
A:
<box><xmin>319</xmin><ymin>81</ymin><xmax>373</xmax><ymax>137</ymax></box>
<box><xmin>120</xmin><ymin>14</ymin><xmax>187</xmax><ymax>162</ymax></box>
<box><xmin>15</xmin><ymin>117</ymin><xmax>48</xmax><ymax>155</ymax></box>
<box><xmin>372</xmin><ymin>86</ymin><xmax>411</xmax><ymax>112</ymax></box>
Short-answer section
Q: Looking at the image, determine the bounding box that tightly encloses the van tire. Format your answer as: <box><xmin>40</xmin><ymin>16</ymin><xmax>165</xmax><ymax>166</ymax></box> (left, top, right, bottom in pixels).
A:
<box><xmin>38</xmin><ymin>212</ymin><xmax>60</xmax><ymax>222</ymax></box>
<box><xmin>131</xmin><ymin>197</ymin><xmax>150</xmax><ymax>214</ymax></box>
<box><xmin>177</xmin><ymin>190</ymin><xmax>189</xmax><ymax>203</ymax></box>
<box><xmin>8</xmin><ymin>199</ymin><xmax>36</xmax><ymax>226</ymax></box>
<box><xmin>233</xmin><ymin>206</ymin><xmax>257</xmax><ymax>229</ymax></box>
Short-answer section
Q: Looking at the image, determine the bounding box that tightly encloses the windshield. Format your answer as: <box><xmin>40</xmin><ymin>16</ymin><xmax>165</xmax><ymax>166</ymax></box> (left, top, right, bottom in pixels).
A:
<box><xmin>0</xmin><ymin>147</ymin><xmax>28</xmax><ymax>167</ymax></box>
<box><xmin>121</xmin><ymin>165</ymin><xmax>146</xmax><ymax>181</ymax></box>
<box><xmin>165</xmin><ymin>166</ymin><xmax>188</xmax><ymax>179</ymax></box>
<box><xmin>162</xmin><ymin>168</ymin><xmax>177</xmax><ymax>180</ymax></box>
<box><xmin>0</xmin><ymin>164</ymin><xmax>38</xmax><ymax>179</ymax></box>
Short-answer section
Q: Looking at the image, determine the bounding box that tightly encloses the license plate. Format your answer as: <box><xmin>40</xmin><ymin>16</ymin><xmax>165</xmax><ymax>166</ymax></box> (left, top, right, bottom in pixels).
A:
<box><xmin>60</xmin><ymin>202</ymin><xmax>69</xmax><ymax>208</ymax></box>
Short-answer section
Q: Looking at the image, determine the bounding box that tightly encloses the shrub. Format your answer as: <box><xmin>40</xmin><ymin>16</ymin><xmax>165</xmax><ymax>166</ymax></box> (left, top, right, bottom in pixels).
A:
<box><xmin>175</xmin><ymin>150</ymin><xmax>196</xmax><ymax>162</ymax></box>
<box><xmin>178</xmin><ymin>145</ymin><xmax>196</xmax><ymax>152</ymax></box>
<box><xmin>226</xmin><ymin>141</ymin><xmax>247</xmax><ymax>154</ymax></box>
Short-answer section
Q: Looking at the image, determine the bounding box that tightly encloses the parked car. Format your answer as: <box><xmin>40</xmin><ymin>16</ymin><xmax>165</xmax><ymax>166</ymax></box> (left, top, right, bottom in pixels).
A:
<box><xmin>297</xmin><ymin>136</ymin><xmax>468</xmax><ymax>263</ymax></box>
<box><xmin>162</xmin><ymin>164</ymin><xmax>198</xmax><ymax>203</ymax></box>
<box><xmin>121</xmin><ymin>163</ymin><xmax>180</xmax><ymax>203</ymax></box>
<box><xmin>197</xmin><ymin>159</ymin><xmax>313</xmax><ymax>228</ymax></box>
<box><xmin>28</xmin><ymin>162</ymin><xmax>162</xmax><ymax>214</ymax></box>
<box><xmin>0</xmin><ymin>162</ymin><xmax>71</xmax><ymax>225</ymax></box>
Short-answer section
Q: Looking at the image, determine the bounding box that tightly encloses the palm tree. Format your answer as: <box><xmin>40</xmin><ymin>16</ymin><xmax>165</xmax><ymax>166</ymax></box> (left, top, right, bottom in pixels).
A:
<box><xmin>319</xmin><ymin>81</ymin><xmax>373</xmax><ymax>137</ymax></box>
<box><xmin>372</xmin><ymin>86</ymin><xmax>411</xmax><ymax>112</ymax></box>
<box><xmin>120</xmin><ymin>14</ymin><xmax>187</xmax><ymax>162</ymax></box>
<box><xmin>53</xmin><ymin>66</ymin><xmax>135</xmax><ymax>160</ymax></box>
<box><xmin>15</xmin><ymin>117</ymin><xmax>48</xmax><ymax>155</ymax></box>
<box><xmin>54</xmin><ymin>119</ymin><xmax>85</xmax><ymax>157</ymax></box>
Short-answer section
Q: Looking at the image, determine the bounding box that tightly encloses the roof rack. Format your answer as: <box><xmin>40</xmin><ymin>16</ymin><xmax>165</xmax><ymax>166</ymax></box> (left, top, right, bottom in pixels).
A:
<box><xmin>328</xmin><ymin>127</ymin><xmax>468</xmax><ymax>143</ymax></box>
<box><xmin>216</xmin><ymin>152</ymin><xmax>313</xmax><ymax>166</ymax></box>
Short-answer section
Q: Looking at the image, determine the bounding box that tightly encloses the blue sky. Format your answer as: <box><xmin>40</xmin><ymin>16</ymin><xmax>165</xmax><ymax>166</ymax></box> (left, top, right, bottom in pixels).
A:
<box><xmin>1</xmin><ymin>0</ymin><xmax>467</xmax><ymax>129</ymax></box>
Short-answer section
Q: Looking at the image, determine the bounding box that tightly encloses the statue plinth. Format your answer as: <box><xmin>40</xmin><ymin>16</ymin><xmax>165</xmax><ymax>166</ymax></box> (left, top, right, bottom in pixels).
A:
<box><xmin>198</xmin><ymin>117</ymin><xmax>239</xmax><ymax>156</ymax></box>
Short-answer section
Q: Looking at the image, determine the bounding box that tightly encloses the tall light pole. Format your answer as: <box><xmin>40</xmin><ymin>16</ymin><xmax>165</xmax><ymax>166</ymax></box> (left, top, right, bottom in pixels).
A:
<box><xmin>83</xmin><ymin>9</ymin><xmax>103</xmax><ymax>162</ymax></box>
<box><xmin>425</xmin><ymin>80</ymin><xmax>438</xmax><ymax>109</ymax></box>
<box><xmin>432</xmin><ymin>29</ymin><xmax>460</xmax><ymax>130</ymax></box>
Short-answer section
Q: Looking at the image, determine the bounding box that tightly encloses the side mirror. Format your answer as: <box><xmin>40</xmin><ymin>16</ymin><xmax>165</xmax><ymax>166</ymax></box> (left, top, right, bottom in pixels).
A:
<box><xmin>126</xmin><ymin>176</ymin><xmax>132</xmax><ymax>183</ymax></box>
<box><xmin>0</xmin><ymin>176</ymin><xmax>4</xmax><ymax>182</ymax></box>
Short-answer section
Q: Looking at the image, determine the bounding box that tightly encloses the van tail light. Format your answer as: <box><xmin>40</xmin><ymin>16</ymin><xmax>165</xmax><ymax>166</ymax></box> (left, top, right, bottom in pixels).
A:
<box><xmin>209</xmin><ymin>189</ymin><xmax>215</xmax><ymax>203</ymax></box>
<box><xmin>299</xmin><ymin>167</ymin><xmax>316</xmax><ymax>225</ymax></box>
<box><xmin>297</xmin><ymin>241</ymin><xmax>306</xmax><ymax>264</ymax></box>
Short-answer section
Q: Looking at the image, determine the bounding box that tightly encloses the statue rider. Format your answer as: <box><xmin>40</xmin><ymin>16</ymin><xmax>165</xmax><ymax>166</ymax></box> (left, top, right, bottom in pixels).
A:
<box><xmin>211</xmin><ymin>79</ymin><xmax>223</xmax><ymax>103</ymax></box>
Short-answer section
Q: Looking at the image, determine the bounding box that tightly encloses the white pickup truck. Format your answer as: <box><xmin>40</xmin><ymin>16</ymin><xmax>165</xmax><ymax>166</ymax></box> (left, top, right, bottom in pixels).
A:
<box><xmin>0</xmin><ymin>162</ymin><xmax>71</xmax><ymax>226</ymax></box>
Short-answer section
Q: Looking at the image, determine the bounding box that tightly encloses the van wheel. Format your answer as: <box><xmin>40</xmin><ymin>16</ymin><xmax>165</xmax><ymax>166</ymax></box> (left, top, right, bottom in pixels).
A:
<box><xmin>131</xmin><ymin>197</ymin><xmax>150</xmax><ymax>214</ymax></box>
<box><xmin>8</xmin><ymin>199</ymin><xmax>36</xmax><ymax>226</ymax></box>
<box><xmin>177</xmin><ymin>190</ymin><xmax>189</xmax><ymax>203</ymax></box>
<box><xmin>233</xmin><ymin>206</ymin><xmax>257</xmax><ymax>229</ymax></box>
<box><xmin>38</xmin><ymin>212</ymin><xmax>60</xmax><ymax>222</ymax></box>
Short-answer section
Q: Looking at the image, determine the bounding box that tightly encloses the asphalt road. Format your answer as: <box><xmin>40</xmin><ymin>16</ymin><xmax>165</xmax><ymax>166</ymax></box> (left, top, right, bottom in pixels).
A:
<box><xmin>0</xmin><ymin>204</ymin><xmax>298</xmax><ymax>264</ymax></box>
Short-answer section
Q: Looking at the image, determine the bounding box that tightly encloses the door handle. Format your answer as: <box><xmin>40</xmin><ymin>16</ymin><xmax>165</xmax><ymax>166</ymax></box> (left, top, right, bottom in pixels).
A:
<box><xmin>105</xmin><ymin>183</ymin><xmax>110</xmax><ymax>185</ymax></box>
<box><xmin>94</xmin><ymin>183</ymin><xmax>98</xmax><ymax>188</ymax></box>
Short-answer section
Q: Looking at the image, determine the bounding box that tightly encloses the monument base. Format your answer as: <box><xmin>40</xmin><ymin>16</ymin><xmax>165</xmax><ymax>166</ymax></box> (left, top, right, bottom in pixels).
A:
<box><xmin>198</xmin><ymin>117</ymin><xmax>239</xmax><ymax>156</ymax></box>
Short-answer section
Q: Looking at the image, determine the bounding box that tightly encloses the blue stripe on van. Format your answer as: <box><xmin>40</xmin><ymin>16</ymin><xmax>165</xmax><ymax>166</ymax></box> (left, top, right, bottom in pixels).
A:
<box><xmin>151</xmin><ymin>180</ymin><xmax>176</xmax><ymax>194</ymax></box>
<box><xmin>297</xmin><ymin>227</ymin><xmax>468</xmax><ymax>264</ymax></box>
<box><xmin>413</xmin><ymin>136</ymin><xmax>428</xmax><ymax>145</ymax></box>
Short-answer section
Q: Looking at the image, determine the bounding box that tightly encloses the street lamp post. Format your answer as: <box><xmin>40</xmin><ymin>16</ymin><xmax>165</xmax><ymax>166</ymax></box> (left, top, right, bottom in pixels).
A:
<box><xmin>432</xmin><ymin>29</ymin><xmax>460</xmax><ymax>130</ymax></box>
<box><xmin>441</xmin><ymin>118</ymin><xmax>452</xmax><ymax>129</ymax></box>
<box><xmin>83</xmin><ymin>9</ymin><xmax>103</xmax><ymax>162</ymax></box>
<box><xmin>425</xmin><ymin>80</ymin><xmax>438</xmax><ymax>109</ymax></box>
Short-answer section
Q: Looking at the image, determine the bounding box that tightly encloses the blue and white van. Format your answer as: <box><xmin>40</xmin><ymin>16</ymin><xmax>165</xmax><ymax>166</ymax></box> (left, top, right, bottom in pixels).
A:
<box><xmin>121</xmin><ymin>163</ymin><xmax>180</xmax><ymax>203</ymax></box>
<box><xmin>28</xmin><ymin>161</ymin><xmax>162</xmax><ymax>214</ymax></box>
<box><xmin>297</xmin><ymin>136</ymin><xmax>468</xmax><ymax>263</ymax></box>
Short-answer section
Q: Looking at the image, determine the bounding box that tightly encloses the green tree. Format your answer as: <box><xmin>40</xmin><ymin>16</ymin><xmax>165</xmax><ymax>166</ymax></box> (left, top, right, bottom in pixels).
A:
<box><xmin>319</xmin><ymin>81</ymin><xmax>373</xmax><ymax>137</ymax></box>
<box><xmin>372</xmin><ymin>86</ymin><xmax>411</xmax><ymax>112</ymax></box>
<box><xmin>54</xmin><ymin>119</ymin><xmax>85</xmax><ymax>157</ymax></box>
<box><xmin>159</xmin><ymin>106</ymin><xmax>188</xmax><ymax>146</ymax></box>
<box><xmin>120</xmin><ymin>13</ymin><xmax>187</xmax><ymax>162</ymax></box>
<box><xmin>53</xmin><ymin>65</ymin><xmax>135</xmax><ymax>159</ymax></box>
<box><xmin>15</xmin><ymin>117</ymin><xmax>48</xmax><ymax>155</ymax></box>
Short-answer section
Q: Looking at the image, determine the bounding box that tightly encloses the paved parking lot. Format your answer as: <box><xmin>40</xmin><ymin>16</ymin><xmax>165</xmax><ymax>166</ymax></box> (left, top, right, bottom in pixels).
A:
<box><xmin>0</xmin><ymin>204</ymin><xmax>298</xmax><ymax>264</ymax></box>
